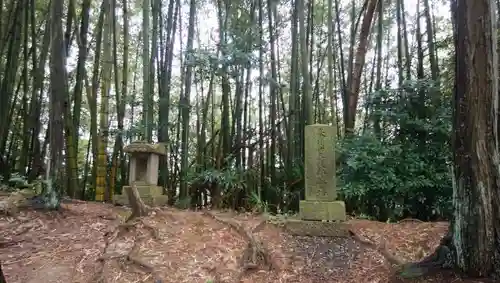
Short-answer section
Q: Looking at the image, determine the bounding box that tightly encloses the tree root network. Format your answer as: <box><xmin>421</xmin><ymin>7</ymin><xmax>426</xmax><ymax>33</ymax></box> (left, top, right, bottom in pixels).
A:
<box><xmin>90</xmin><ymin>184</ymin><xmax>163</xmax><ymax>283</ymax></box>
<box><xmin>202</xmin><ymin>211</ymin><xmax>276</xmax><ymax>283</ymax></box>
<box><xmin>348</xmin><ymin>229</ymin><xmax>455</xmax><ymax>279</ymax></box>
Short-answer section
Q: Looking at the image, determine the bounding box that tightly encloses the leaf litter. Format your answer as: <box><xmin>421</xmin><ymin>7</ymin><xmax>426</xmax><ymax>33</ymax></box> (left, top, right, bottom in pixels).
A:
<box><xmin>0</xmin><ymin>201</ymin><xmax>492</xmax><ymax>283</ymax></box>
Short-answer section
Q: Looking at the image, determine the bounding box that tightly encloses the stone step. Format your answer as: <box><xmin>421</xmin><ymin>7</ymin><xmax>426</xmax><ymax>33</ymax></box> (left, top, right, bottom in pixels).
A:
<box><xmin>121</xmin><ymin>185</ymin><xmax>164</xmax><ymax>197</ymax></box>
<box><xmin>113</xmin><ymin>193</ymin><xmax>168</xmax><ymax>207</ymax></box>
<box><xmin>299</xmin><ymin>200</ymin><xmax>346</xmax><ymax>221</ymax></box>
<box><xmin>283</xmin><ymin>218</ymin><xmax>349</xmax><ymax>237</ymax></box>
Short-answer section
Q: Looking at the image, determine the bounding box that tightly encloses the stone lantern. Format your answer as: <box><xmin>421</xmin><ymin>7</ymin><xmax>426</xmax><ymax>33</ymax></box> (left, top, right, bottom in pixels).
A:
<box><xmin>113</xmin><ymin>141</ymin><xmax>168</xmax><ymax>206</ymax></box>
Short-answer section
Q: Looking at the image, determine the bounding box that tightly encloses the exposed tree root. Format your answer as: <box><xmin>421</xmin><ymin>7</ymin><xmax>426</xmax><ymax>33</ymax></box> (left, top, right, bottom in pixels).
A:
<box><xmin>251</xmin><ymin>219</ymin><xmax>267</xmax><ymax>233</ymax></box>
<box><xmin>90</xmin><ymin>185</ymin><xmax>162</xmax><ymax>283</ymax></box>
<box><xmin>349</xmin><ymin>229</ymin><xmax>454</xmax><ymax>279</ymax></box>
<box><xmin>122</xmin><ymin>235</ymin><xmax>155</xmax><ymax>272</ymax></box>
<box><xmin>124</xmin><ymin>183</ymin><xmax>150</xmax><ymax>222</ymax></box>
<box><xmin>202</xmin><ymin>211</ymin><xmax>276</xmax><ymax>282</ymax></box>
<box><xmin>91</xmin><ymin>234</ymin><xmax>159</xmax><ymax>282</ymax></box>
<box><xmin>348</xmin><ymin>229</ymin><xmax>405</xmax><ymax>266</ymax></box>
<box><xmin>91</xmin><ymin>221</ymin><xmax>161</xmax><ymax>282</ymax></box>
<box><xmin>202</xmin><ymin>264</ymin><xmax>222</xmax><ymax>283</ymax></box>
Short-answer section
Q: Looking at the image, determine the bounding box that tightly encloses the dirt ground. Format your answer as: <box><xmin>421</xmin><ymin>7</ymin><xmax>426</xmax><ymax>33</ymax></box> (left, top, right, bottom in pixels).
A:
<box><xmin>0</xmin><ymin>201</ymin><xmax>491</xmax><ymax>283</ymax></box>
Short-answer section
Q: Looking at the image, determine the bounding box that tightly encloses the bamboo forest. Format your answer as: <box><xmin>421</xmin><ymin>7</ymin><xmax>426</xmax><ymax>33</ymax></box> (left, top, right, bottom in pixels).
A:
<box><xmin>1</xmin><ymin>0</ymin><xmax>500</xmax><ymax>281</ymax></box>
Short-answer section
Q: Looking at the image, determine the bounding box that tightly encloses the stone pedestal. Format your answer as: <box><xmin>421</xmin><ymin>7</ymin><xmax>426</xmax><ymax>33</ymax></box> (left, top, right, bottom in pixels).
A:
<box><xmin>113</xmin><ymin>184</ymin><xmax>168</xmax><ymax>206</ymax></box>
<box><xmin>113</xmin><ymin>141</ymin><xmax>168</xmax><ymax>207</ymax></box>
<box><xmin>284</xmin><ymin>124</ymin><xmax>347</xmax><ymax>237</ymax></box>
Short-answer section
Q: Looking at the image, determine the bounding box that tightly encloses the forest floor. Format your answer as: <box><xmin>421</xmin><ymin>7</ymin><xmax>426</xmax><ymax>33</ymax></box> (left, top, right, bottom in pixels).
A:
<box><xmin>0</xmin><ymin>200</ymin><xmax>491</xmax><ymax>283</ymax></box>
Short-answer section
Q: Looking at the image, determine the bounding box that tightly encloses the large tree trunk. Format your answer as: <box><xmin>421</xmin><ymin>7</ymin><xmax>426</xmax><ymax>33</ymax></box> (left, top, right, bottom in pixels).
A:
<box><xmin>392</xmin><ymin>0</ymin><xmax>500</xmax><ymax>279</ymax></box>
<box><xmin>449</xmin><ymin>0</ymin><xmax>500</xmax><ymax>277</ymax></box>
<box><xmin>344</xmin><ymin>0</ymin><xmax>378</xmax><ymax>134</ymax></box>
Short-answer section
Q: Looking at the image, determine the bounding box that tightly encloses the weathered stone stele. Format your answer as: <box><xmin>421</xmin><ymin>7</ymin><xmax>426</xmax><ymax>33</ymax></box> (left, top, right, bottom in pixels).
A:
<box><xmin>283</xmin><ymin>124</ymin><xmax>347</xmax><ymax>237</ymax></box>
<box><xmin>113</xmin><ymin>141</ymin><xmax>168</xmax><ymax>206</ymax></box>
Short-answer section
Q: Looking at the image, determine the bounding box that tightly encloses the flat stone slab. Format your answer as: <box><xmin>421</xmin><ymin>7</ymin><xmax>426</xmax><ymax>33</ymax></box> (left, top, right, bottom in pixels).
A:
<box><xmin>145</xmin><ymin>195</ymin><xmax>168</xmax><ymax>206</ymax></box>
<box><xmin>124</xmin><ymin>141</ymin><xmax>166</xmax><ymax>155</ymax></box>
<box><xmin>282</xmin><ymin>218</ymin><xmax>349</xmax><ymax>237</ymax></box>
<box><xmin>299</xmin><ymin>200</ymin><xmax>346</xmax><ymax>221</ymax></box>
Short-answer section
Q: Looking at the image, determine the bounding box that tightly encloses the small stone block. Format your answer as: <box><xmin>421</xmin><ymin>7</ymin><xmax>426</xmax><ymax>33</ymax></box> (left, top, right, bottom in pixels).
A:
<box><xmin>121</xmin><ymin>186</ymin><xmax>132</xmax><ymax>198</ymax></box>
<box><xmin>141</xmin><ymin>197</ymin><xmax>154</xmax><ymax>206</ymax></box>
<box><xmin>141</xmin><ymin>195</ymin><xmax>168</xmax><ymax>206</ymax></box>
<box><xmin>136</xmin><ymin>186</ymin><xmax>163</xmax><ymax>197</ymax></box>
<box><xmin>152</xmin><ymin>195</ymin><xmax>168</xmax><ymax>206</ymax></box>
<box><xmin>283</xmin><ymin>218</ymin><xmax>349</xmax><ymax>237</ymax></box>
<box><xmin>299</xmin><ymin>200</ymin><xmax>346</xmax><ymax>221</ymax></box>
<box><xmin>121</xmin><ymin>186</ymin><xmax>163</xmax><ymax>198</ymax></box>
<box><xmin>113</xmin><ymin>191</ymin><xmax>167</xmax><ymax>207</ymax></box>
<box><xmin>113</xmin><ymin>194</ymin><xmax>128</xmax><ymax>206</ymax></box>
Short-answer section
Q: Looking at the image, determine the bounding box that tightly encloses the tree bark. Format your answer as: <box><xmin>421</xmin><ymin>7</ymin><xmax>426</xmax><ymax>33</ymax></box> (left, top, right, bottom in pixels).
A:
<box><xmin>125</xmin><ymin>183</ymin><xmax>149</xmax><ymax>222</ymax></box>
<box><xmin>344</xmin><ymin>0</ymin><xmax>378</xmax><ymax>134</ymax></box>
<box><xmin>391</xmin><ymin>0</ymin><xmax>500</xmax><ymax>279</ymax></box>
<box><xmin>449</xmin><ymin>0</ymin><xmax>500</xmax><ymax>277</ymax></box>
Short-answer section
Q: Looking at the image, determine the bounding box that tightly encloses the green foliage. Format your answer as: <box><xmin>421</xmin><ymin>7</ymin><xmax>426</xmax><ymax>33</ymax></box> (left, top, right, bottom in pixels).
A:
<box><xmin>0</xmin><ymin>173</ymin><xmax>60</xmax><ymax>210</ymax></box>
<box><xmin>184</xmin><ymin>160</ymin><xmax>302</xmax><ymax>213</ymax></box>
<box><xmin>0</xmin><ymin>173</ymin><xmax>27</xmax><ymax>192</ymax></box>
<box><xmin>338</xmin><ymin>79</ymin><xmax>453</xmax><ymax>221</ymax></box>
<box><xmin>186</xmin><ymin>165</ymin><xmax>251</xmax><ymax>209</ymax></box>
<box><xmin>7</xmin><ymin>173</ymin><xmax>29</xmax><ymax>188</ymax></box>
<box><xmin>248</xmin><ymin>191</ymin><xmax>269</xmax><ymax>213</ymax></box>
<box><xmin>0</xmin><ymin>174</ymin><xmax>44</xmax><ymax>195</ymax></box>
<box><xmin>272</xmin><ymin>158</ymin><xmax>304</xmax><ymax>213</ymax></box>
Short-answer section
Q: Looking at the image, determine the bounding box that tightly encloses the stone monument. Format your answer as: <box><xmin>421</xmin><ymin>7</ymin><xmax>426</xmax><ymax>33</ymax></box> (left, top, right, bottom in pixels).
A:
<box><xmin>113</xmin><ymin>141</ymin><xmax>169</xmax><ymax>206</ymax></box>
<box><xmin>283</xmin><ymin>124</ymin><xmax>348</xmax><ymax>237</ymax></box>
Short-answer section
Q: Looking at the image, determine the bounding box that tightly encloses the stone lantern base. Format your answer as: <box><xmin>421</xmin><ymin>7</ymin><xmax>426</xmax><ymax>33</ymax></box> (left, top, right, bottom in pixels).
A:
<box><xmin>113</xmin><ymin>185</ymin><xmax>168</xmax><ymax>206</ymax></box>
